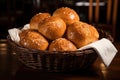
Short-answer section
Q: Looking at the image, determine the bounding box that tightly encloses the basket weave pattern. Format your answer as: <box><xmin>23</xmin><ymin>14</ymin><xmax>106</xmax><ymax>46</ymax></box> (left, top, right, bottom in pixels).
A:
<box><xmin>7</xmin><ymin>29</ymin><xmax>113</xmax><ymax>72</ymax></box>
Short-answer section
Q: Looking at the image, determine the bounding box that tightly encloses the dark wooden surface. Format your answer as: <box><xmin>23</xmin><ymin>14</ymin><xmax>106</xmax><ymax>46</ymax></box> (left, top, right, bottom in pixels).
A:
<box><xmin>0</xmin><ymin>39</ymin><xmax>120</xmax><ymax>80</ymax></box>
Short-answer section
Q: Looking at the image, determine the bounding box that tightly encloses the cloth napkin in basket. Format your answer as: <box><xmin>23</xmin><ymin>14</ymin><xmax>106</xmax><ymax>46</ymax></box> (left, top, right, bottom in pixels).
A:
<box><xmin>8</xmin><ymin>24</ymin><xmax>30</xmax><ymax>43</ymax></box>
<box><xmin>78</xmin><ymin>38</ymin><xmax>118</xmax><ymax>67</ymax></box>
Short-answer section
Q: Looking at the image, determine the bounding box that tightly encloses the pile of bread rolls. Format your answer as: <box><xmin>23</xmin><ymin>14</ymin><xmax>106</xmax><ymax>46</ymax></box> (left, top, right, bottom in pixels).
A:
<box><xmin>19</xmin><ymin>7</ymin><xmax>99</xmax><ymax>51</ymax></box>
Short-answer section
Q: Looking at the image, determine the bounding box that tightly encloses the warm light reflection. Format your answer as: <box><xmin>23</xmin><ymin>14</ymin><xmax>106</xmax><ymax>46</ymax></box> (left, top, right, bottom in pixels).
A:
<box><xmin>12</xmin><ymin>52</ymin><xmax>16</xmax><ymax>55</ymax></box>
<box><xmin>0</xmin><ymin>43</ymin><xmax>7</xmax><ymax>47</ymax></box>
<box><xmin>100</xmin><ymin>63</ymin><xmax>107</xmax><ymax>77</ymax></box>
<box><xmin>0</xmin><ymin>42</ymin><xmax>8</xmax><ymax>54</ymax></box>
<box><xmin>0</xmin><ymin>43</ymin><xmax>8</xmax><ymax>50</ymax></box>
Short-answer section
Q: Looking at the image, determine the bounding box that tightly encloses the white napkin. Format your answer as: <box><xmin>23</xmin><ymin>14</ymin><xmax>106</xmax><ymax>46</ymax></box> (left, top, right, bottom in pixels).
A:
<box><xmin>21</xmin><ymin>24</ymin><xmax>30</xmax><ymax>30</ymax></box>
<box><xmin>8</xmin><ymin>28</ymin><xmax>21</xmax><ymax>43</ymax></box>
<box><xmin>8</xmin><ymin>24</ymin><xmax>30</xmax><ymax>43</ymax></box>
<box><xmin>78</xmin><ymin>38</ymin><xmax>118</xmax><ymax>67</ymax></box>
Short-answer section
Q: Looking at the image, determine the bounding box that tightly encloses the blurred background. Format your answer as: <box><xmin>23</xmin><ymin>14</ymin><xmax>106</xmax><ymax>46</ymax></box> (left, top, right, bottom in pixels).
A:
<box><xmin>0</xmin><ymin>0</ymin><xmax>120</xmax><ymax>41</ymax></box>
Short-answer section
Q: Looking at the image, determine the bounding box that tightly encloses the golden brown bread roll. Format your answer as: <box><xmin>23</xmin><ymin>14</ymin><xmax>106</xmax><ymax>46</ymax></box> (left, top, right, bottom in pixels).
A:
<box><xmin>19</xmin><ymin>29</ymin><xmax>49</xmax><ymax>50</ymax></box>
<box><xmin>67</xmin><ymin>21</ymin><xmax>99</xmax><ymax>48</ymax></box>
<box><xmin>38</xmin><ymin>16</ymin><xmax>66</xmax><ymax>40</ymax></box>
<box><xmin>49</xmin><ymin>38</ymin><xmax>77</xmax><ymax>51</ymax></box>
<box><xmin>30</xmin><ymin>13</ymin><xmax>51</xmax><ymax>30</ymax></box>
<box><xmin>53</xmin><ymin>7</ymin><xmax>80</xmax><ymax>25</ymax></box>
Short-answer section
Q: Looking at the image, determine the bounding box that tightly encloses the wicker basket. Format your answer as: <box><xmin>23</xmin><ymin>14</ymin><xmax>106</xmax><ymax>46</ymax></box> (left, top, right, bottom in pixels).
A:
<box><xmin>7</xmin><ymin>29</ymin><xmax>113</xmax><ymax>72</ymax></box>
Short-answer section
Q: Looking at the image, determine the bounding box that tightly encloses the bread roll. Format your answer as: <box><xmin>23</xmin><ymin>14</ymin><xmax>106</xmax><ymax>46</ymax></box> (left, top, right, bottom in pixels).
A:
<box><xmin>53</xmin><ymin>7</ymin><xmax>80</xmax><ymax>25</ymax></box>
<box><xmin>19</xmin><ymin>29</ymin><xmax>49</xmax><ymax>50</ymax></box>
<box><xmin>67</xmin><ymin>21</ymin><xmax>99</xmax><ymax>48</ymax></box>
<box><xmin>38</xmin><ymin>16</ymin><xmax>66</xmax><ymax>40</ymax></box>
<box><xmin>49</xmin><ymin>38</ymin><xmax>77</xmax><ymax>51</ymax></box>
<box><xmin>30</xmin><ymin>13</ymin><xmax>51</xmax><ymax>30</ymax></box>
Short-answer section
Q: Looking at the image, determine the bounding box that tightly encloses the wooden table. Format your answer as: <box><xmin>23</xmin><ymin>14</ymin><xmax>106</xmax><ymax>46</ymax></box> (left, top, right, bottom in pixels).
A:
<box><xmin>0</xmin><ymin>39</ymin><xmax>120</xmax><ymax>80</ymax></box>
